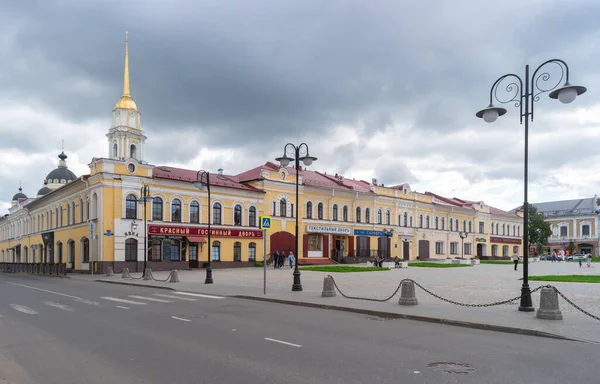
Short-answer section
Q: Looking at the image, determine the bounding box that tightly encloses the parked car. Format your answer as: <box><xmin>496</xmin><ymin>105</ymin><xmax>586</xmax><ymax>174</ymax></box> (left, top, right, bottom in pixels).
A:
<box><xmin>567</xmin><ymin>253</ymin><xmax>587</xmax><ymax>261</ymax></box>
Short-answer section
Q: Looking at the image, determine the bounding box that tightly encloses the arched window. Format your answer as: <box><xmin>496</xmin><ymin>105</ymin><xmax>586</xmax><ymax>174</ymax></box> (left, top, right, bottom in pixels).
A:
<box><xmin>449</xmin><ymin>218</ymin><xmax>453</xmax><ymax>231</ymax></box>
<box><xmin>343</xmin><ymin>206</ymin><xmax>349</xmax><ymax>222</ymax></box>
<box><xmin>233</xmin><ymin>241</ymin><xmax>242</xmax><ymax>261</ymax></box>
<box><xmin>462</xmin><ymin>220</ymin><xmax>466</xmax><ymax>232</ymax></box>
<box><xmin>234</xmin><ymin>205</ymin><xmax>242</xmax><ymax>226</ymax></box>
<box><xmin>356</xmin><ymin>207</ymin><xmax>362</xmax><ymax>223</ymax></box>
<box><xmin>410</xmin><ymin>216</ymin><xmax>413</xmax><ymax>227</ymax></box>
<box><xmin>426</xmin><ymin>215</ymin><xmax>430</xmax><ymax>228</ymax></box>
<box><xmin>435</xmin><ymin>217</ymin><xmax>439</xmax><ymax>229</ymax></box>
<box><xmin>113</xmin><ymin>143</ymin><xmax>118</xmax><ymax>158</ymax></box>
<box><xmin>491</xmin><ymin>223</ymin><xmax>494</xmax><ymax>234</ymax></box>
<box><xmin>248</xmin><ymin>242</ymin><xmax>256</xmax><ymax>261</ymax></box>
<box><xmin>280</xmin><ymin>199</ymin><xmax>287</xmax><ymax>217</ymax></box>
<box><xmin>171</xmin><ymin>199</ymin><xmax>182</xmax><ymax>222</ymax></box>
<box><xmin>82</xmin><ymin>238</ymin><xmax>90</xmax><ymax>263</ymax></box>
<box><xmin>317</xmin><ymin>203</ymin><xmax>324</xmax><ymax>219</ymax></box>
<box><xmin>152</xmin><ymin>197</ymin><xmax>163</xmax><ymax>221</ymax></box>
<box><xmin>55</xmin><ymin>208</ymin><xmax>59</xmax><ymax>227</ymax></box>
<box><xmin>249</xmin><ymin>207</ymin><xmax>257</xmax><ymax>227</ymax></box>
<box><xmin>67</xmin><ymin>204</ymin><xmax>71</xmax><ymax>225</ymax></box>
<box><xmin>386</xmin><ymin>210</ymin><xmax>391</xmax><ymax>225</ymax></box>
<box><xmin>513</xmin><ymin>225</ymin><xmax>516</xmax><ymax>236</ymax></box>
<box><xmin>419</xmin><ymin>215</ymin><xmax>423</xmax><ymax>228</ymax></box>
<box><xmin>306</xmin><ymin>202</ymin><xmax>313</xmax><ymax>219</ymax></box>
<box><xmin>502</xmin><ymin>224</ymin><xmax>506</xmax><ymax>235</ymax></box>
<box><xmin>212</xmin><ymin>241</ymin><xmax>221</xmax><ymax>261</ymax></box>
<box><xmin>469</xmin><ymin>221</ymin><xmax>472</xmax><ymax>233</ymax></box>
<box><xmin>130</xmin><ymin>144</ymin><xmax>137</xmax><ymax>158</ymax></box>
<box><xmin>332</xmin><ymin>204</ymin><xmax>338</xmax><ymax>221</ymax></box>
<box><xmin>125</xmin><ymin>238</ymin><xmax>138</xmax><ymax>261</ymax></box>
<box><xmin>126</xmin><ymin>194</ymin><xmax>137</xmax><ymax>219</ymax></box>
<box><xmin>403</xmin><ymin>212</ymin><xmax>408</xmax><ymax>227</ymax></box>
<box><xmin>377</xmin><ymin>209</ymin><xmax>382</xmax><ymax>224</ymax></box>
<box><xmin>86</xmin><ymin>200</ymin><xmax>90</xmax><ymax>220</ymax></box>
<box><xmin>441</xmin><ymin>217</ymin><xmax>445</xmax><ymax>230</ymax></box>
<box><xmin>190</xmin><ymin>201</ymin><xmax>200</xmax><ymax>223</ymax></box>
<box><xmin>213</xmin><ymin>203</ymin><xmax>222</xmax><ymax>225</ymax></box>
<box><xmin>365</xmin><ymin>208</ymin><xmax>371</xmax><ymax>224</ymax></box>
<box><xmin>496</xmin><ymin>223</ymin><xmax>499</xmax><ymax>234</ymax></box>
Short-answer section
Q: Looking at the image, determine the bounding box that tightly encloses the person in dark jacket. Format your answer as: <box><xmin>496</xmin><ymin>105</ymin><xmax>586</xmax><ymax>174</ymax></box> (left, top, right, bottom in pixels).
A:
<box><xmin>273</xmin><ymin>250</ymin><xmax>279</xmax><ymax>269</ymax></box>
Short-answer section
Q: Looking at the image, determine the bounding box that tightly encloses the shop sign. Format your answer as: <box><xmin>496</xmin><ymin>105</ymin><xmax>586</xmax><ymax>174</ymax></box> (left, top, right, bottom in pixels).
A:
<box><xmin>475</xmin><ymin>237</ymin><xmax>486</xmax><ymax>243</ymax></box>
<box><xmin>354</xmin><ymin>229</ymin><xmax>393</xmax><ymax>237</ymax></box>
<box><xmin>148</xmin><ymin>225</ymin><xmax>263</xmax><ymax>239</ymax></box>
<box><xmin>306</xmin><ymin>225</ymin><xmax>351</xmax><ymax>235</ymax></box>
<box><xmin>490</xmin><ymin>236</ymin><xmax>522</xmax><ymax>244</ymax></box>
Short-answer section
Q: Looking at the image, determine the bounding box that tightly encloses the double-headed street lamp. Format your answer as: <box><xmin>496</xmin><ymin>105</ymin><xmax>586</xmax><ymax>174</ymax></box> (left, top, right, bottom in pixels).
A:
<box><xmin>138</xmin><ymin>185</ymin><xmax>154</xmax><ymax>277</ymax></box>
<box><xmin>276</xmin><ymin>143</ymin><xmax>317</xmax><ymax>292</ymax></box>
<box><xmin>476</xmin><ymin>59</ymin><xmax>586</xmax><ymax>312</ymax></box>
<box><xmin>459</xmin><ymin>231</ymin><xmax>467</xmax><ymax>259</ymax></box>
<box><xmin>195</xmin><ymin>170</ymin><xmax>213</xmax><ymax>284</ymax></box>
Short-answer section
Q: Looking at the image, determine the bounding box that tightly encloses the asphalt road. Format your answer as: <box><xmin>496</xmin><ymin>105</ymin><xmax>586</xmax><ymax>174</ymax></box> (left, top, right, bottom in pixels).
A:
<box><xmin>0</xmin><ymin>274</ymin><xmax>596</xmax><ymax>384</ymax></box>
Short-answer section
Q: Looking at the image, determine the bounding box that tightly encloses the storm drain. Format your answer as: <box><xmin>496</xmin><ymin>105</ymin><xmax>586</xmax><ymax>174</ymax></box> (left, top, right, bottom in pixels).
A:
<box><xmin>427</xmin><ymin>362</ymin><xmax>476</xmax><ymax>375</ymax></box>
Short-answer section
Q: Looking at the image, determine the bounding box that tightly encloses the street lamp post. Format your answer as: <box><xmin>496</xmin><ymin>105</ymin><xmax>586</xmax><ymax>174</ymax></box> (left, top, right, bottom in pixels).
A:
<box><xmin>139</xmin><ymin>185</ymin><xmax>154</xmax><ymax>277</ymax></box>
<box><xmin>476</xmin><ymin>59</ymin><xmax>586</xmax><ymax>312</ymax></box>
<box><xmin>195</xmin><ymin>171</ymin><xmax>213</xmax><ymax>284</ymax></box>
<box><xmin>459</xmin><ymin>231</ymin><xmax>467</xmax><ymax>259</ymax></box>
<box><xmin>276</xmin><ymin>143</ymin><xmax>317</xmax><ymax>292</ymax></box>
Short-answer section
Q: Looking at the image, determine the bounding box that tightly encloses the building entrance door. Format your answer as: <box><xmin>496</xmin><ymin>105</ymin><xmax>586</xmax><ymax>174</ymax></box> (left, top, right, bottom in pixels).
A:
<box><xmin>418</xmin><ymin>240</ymin><xmax>430</xmax><ymax>259</ymax></box>
<box><xmin>402</xmin><ymin>241</ymin><xmax>410</xmax><ymax>260</ymax></box>
<box><xmin>188</xmin><ymin>244</ymin><xmax>198</xmax><ymax>268</ymax></box>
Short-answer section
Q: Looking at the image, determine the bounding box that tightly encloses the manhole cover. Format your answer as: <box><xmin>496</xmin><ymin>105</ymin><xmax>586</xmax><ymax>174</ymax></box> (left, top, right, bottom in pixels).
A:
<box><xmin>427</xmin><ymin>362</ymin><xmax>475</xmax><ymax>375</ymax></box>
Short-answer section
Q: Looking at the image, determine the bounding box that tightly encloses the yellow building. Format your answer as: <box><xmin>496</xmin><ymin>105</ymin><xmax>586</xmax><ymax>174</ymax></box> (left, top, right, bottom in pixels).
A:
<box><xmin>0</xmin><ymin>36</ymin><xmax>524</xmax><ymax>272</ymax></box>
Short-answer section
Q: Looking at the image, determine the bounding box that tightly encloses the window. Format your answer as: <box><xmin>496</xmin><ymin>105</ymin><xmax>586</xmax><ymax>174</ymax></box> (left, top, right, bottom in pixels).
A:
<box><xmin>386</xmin><ymin>210</ymin><xmax>391</xmax><ymax>225</ymax></box>
<box><xmin>213</xmin><ymin>203</ymin><xmax>222</xmax><ymax>225</ymax></box>
<box><xmin>171</xmin><ymin>199</ymin><xmax>182</xmax><ymax>222</ymax></box>
<box><xmin>82</xmin><ymin>238</ymin><xmax>90</xmax><ymax>263</ymax></box>
<box><xmin>377</xmin><ymin>209</ymin><xmax>382</xmax><ymax>224</ymax></box>
<box><xmin>441</xmin><ymin>217</ymin><xmax>445</xmax><ymax>230</ymax></box>
<box><xmin>491</xmin><ymin>223</ymin><xmax>494</xmax><ymax>234</ymax></box>
<box><xmin>502</xmin><ymin>245</ymin><xmax>509</xmax><ymax>257</ymax></box>
<box><xmin>126</xmin><ymin>194</ymin><xmax>137</xmax><ymax>219</ymax></box>
<box><xmin>165</xmin><ymin>240</ymin><xmax>182</xmax><ymax>261</ymax></box>
<box><xmin>582</xmin><ymin>225</ymin><xmax>590</xmax><ymax>236</ymax></box>
<box><xmin>492</xmin><ymin>245</ymin><xmax>498</xmax><ymax>257</ymax></box>
<box><xmin>426</xmin><ymin>215</ymin><xmax>430</xmax><ymax>229</ymax></box>
<box><xmin>450</xmin><ymin>218</ymin><xmax>453</xmax><ymax>231</ymax></box>
<box><xmin>464</xmin><ymin>243</ymin><xmax>472</xmax><ymax>255</ymax></box>
<box><xmin>403</xmin><ymin>212</ymin><xmax>408</xmax><ymax>227</ymax></box>
<box><xmin>152</xmin><ymin>197</ymin><xmax>163</xmax><ymax>221</ymax></box>
<box><xmin>55</xmin><ymin>208</ymin><xmax>59</xmax><ymax>227</ymax></box>
<box><xmin>463</xmin><ymin>220</ymin><xmax>466</xmax><ymax>232</ymax></box>
<box><xmin>517</xmin><ymin>226</ymin><xmax>520</xmax><ymax>237</ymax></box>
<box><xmin>468</xmin><ymin>221</ymin><xmax>472</xmax><ymax>233</ymax></box>
<box><xmin>272</xmin><ymin>201</ymin><xmax>276</xmax><ymax>215</ymax></box>
<box><xmin>79</xmin><ymin>199</ymin><xmax>84</xmax><ymax>222</ymax></box>
<box><xmin>333</xmin><ymin>205</ymin><xmax>339</xmax><ymax>221</ymax></box>
<box><xmin>308</xmin><ymin>234</ymin><xmax>322</xmax><ymax>251</ymax></box>
<box><xmin>343</xmin><ymin>206</ymin><xmax>349</xmax><ymax>222</ymax></box>
<box><xmin>291</xmin><ymin>203</ymin><xmax>294</xmax><ymax>218</ymax></box>
<box><xmin>233</xmin><ymin>242</ymin><xmax>242</xmax><ymax>261</ymax></box>
<box><xmin>113</xmin><ymin>143</ymin><xmax>118</xmax><ymax>157</ymax></box>
<box><xmin>495</xmin><ymin>223</ymin><xmax>499</xmax><ymax>234</ymax></box>
<box><xmin>280</xmin><ymin>199</ymin><xmax>287</xmax><ymax>217</ymax></box>
<box><xmin>149</xmin><ymin>239</ymin><xmax>162</xmax><ymax>261</ymax></box>
<box><xmin>190</xmin><ymin>201</ymin><xmax>200</xmax><ymax>224</ymax></box>
<box><xmin>450</xmin><ymin>242</ymin><xmax>458</xmax><ymax>255</ymax></box>
<box><xmin>419</xmin><ymin>215</ymin><xmax>423</xmax><ymax>228</ymax></box>
<box><xmin>502</xmin><ymin>224</ymin><xmax>505</xmax><ymax>235</ymax></box>
<box><xmin>435</xmin><ymin>241</ymin><xmax>444</xmax><ymax>255</ymax></box>
<box><xmin>212</xmin><ymin>241</ymin><xmax>221</xmax><ymax>261</ymax></box>
<box><xmin>513</xmin><ymin>225</ymin><xmax>516</xmax><ymax>236</ymax></box>
<box><xmin>479</xmin><ymin>221</ymin><xmax>484</xmax><ymax>234</ymax></box>
<box><xmin>365</xmin><ymin>208</ymin><xmax>371</xmax><ymax>223</ymax></box>
<box><xmin>125</xmin><ymin>238</ymin><xmax>138</xmax><ymax>261</ymax></box>
<box><xmin>67</xmin><ymin>205</ymin><xmax>71</xmax><ymax>225</ymax></box>
<box><xmin>234</xmin><ymin>205</ymin><xmax>242</xmax><ymax>226</ymax></box>
<box><xmin>455</xmin><ymin>219</ymin><xmax>459</xmax><ymax>232</ymax></box>
<box><xmin>248</xmin><ymin>243</ymin><xmax>256</xmax><ymax>261</ymax></box>
<box><xmin>356</xmin><ymin>207</ymin><xmax>362</xmax><ymax>223</ymax></box>
<box><xmin>306</xmin><ymin>202</ymin><xmax>313</xmax><ymax>219</ymax></box>
<box><xmin>130</xmin><ymin>144</ymin><xmax>137</xmax><ymax>158</ymax></box>
<box><xmin>318</xmin><ymin>203</ymin><xmax>324</xmax><ymax>220</ymax></box>
<box><xmin>189</xmin><ymin>245</ymin><xmax>197</xmax><ymax>262</ymax></box>
<box><xmin>86</xmin><ymin>200</ymin><xmax>89</xmax><ymax>220</ymax></box>
<box><xmin>409</xmin><ymin>216</ymin><xmax>413</xmax><ymax>227</ymax></box>
<box><xmin>435</xmin><ymin>217</ymin><xmax>439</xmax><ymax>230</ymax></box>
<box><xmin>560</xmin><ymin>226</ymin><xmax>568</xmax><ymax>237</ymax></box>
<box><xmin>249</xmin><ymin>207</ymin><xmax>257</xmax><ymax>227</ymax></box>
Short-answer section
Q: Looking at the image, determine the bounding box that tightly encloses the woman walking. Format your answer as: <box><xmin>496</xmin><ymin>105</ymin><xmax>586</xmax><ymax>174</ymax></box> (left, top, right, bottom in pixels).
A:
<box><xmin>512</xmin><ymin>252</ymin><xmax>520</xmax><ymax>271</ymax></box>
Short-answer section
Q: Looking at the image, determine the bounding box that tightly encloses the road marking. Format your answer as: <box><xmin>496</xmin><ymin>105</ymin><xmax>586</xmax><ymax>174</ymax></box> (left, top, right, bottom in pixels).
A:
<box><xmin>7</xmin><ymin>282</ymin><xmax>83</xmax><ymax>299</ymax></box>
<box><xmin>171</xmin><ymin>316</ymin><xmax>191</xmax><ymax>322</ymax></box>
<box><xmin>153</xmin><ymin>293</ymin><xmax>197</xmax><ymax>302</ymax></box>
<box><xmin>128</xmin><ymin>295</ymin><xmax>172</xmax><ymax>303</ymax></box>
<box><xmin>264</xmin><ymin>337</ymin><xmax>302</xmax><ymax>348</ymax></box>
<box><xmin>100</xmin><ymin>297</ymin><xmax>147</xmax><ymax>305</ymax></box>
<box><xmin>76</xmin><ymin>299</ymin><xmax>101</xmax><ymax>306</ymax></box>
<box><xmin>44</xmin><ymin>301</ymin><xmax>74</xmax><ymax>311</ymax></box>
<box><xmin>116</xmin><ymin>306</ymin><xmax>129</xmax><ymax>310</ymax></box>
<box><xmin>9</xmin><ymin>304</ymin><xmax>38</xmax><ymax>315</ymax></box>
<box><xmin>174</xmin><ymin>292</ymin><xmax>225</xmax><ymax>299</ymax></box>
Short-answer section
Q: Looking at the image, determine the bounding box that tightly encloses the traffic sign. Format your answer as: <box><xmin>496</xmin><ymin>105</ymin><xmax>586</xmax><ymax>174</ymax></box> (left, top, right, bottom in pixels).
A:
<box><xmin>259</xmin><ymin>216</ymin><xmax>272</xmax><ymax>230</ymax></box>
<box><xmin>104</xmin><ymin>229</ymin><xmax>114</xmax><ymax>237</ymax></box>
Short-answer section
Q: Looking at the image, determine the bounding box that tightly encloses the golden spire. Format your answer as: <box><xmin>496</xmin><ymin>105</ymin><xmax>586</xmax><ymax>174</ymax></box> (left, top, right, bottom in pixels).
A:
<box><xmin>115</xmin><ymin>31</ymin><xmax>138</xmax><ymax>111</ymax></box>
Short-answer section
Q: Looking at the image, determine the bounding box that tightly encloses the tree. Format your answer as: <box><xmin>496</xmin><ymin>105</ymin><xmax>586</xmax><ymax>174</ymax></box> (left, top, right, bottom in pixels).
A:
<box><xmin>527</xmin><ymin>205</ymin><xmax>552</xmax><ymax>246</ymax></box>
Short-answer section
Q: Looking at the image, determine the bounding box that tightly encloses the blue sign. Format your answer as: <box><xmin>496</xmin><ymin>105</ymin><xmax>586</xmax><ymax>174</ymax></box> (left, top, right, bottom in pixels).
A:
<box><xmin>354</xmin><ymin>230</ymin><xmax>393</xmax><ymax>237</ymax></box>
<box><xmin>104</xmin><ymin>229</ymin><xmax>114</xmax><ymax>237</ymax></box>
<box><xmin>259</xmin><ymin>216</ymin><xmax>272</xmax><ymax>230</ymax></box>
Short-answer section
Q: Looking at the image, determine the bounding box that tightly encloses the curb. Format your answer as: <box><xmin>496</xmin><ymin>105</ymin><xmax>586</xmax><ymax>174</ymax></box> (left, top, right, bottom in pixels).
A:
<box><xmin>94</xmin><ymin>279</ymin><xmax>175</xmax><ymax>290</ymax></box>
<box><xmin>232</xmin><ymin>295</ymin><xmax>586</xmax><ymax>343</ymax></box>
<box><xmin>1</xmin><ymin>272</ymin><xmax>69</xmax><ymax>279</ymax></box>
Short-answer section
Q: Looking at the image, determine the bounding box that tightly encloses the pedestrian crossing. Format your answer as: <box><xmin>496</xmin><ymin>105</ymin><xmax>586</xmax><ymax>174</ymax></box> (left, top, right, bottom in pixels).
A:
<box><xmin>2</xmin><ymin>292</ymin><xmax>225</xmax><ymax>316</ymax></box>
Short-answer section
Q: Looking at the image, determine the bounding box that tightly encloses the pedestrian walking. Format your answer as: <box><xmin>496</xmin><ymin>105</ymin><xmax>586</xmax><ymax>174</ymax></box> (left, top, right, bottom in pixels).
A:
<box><xmin>587</xmin><ymin>253</ymin><xmax>592</xmax><ymax>268</ymax></box>
<box><xmin>578</xmin><ymin>257</ymin><xmax>583</xmax><ymax>267</ymax></box>
<box><xmin>288</xmin><ymin>251</ymin><xmax>295</xmax><ymax>269</ymax></box>
<box><xmin>512</xmin><ymin>252</ymin><xmax>519</xmax><ymax>271</ymax></box>
<box><xmin>551</xmin><ymin>251</ymin><xmax>557</xmax><ymax>262</ymax></box>
<box><xmin>273</xmin><ymin>250</ymin><xmax>279</xmax><ymax>269</ymax></box>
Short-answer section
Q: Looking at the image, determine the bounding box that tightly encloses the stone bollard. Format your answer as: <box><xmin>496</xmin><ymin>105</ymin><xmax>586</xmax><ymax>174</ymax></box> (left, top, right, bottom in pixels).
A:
<box><xmin>321</xmin><ymin>276</ymin><xmax>336</xmax><ymax>297</ymax></box>
<box><xmin>143</xmin><ymin>268</ymin><xmax>152</xmax><ymax>281</ymax></box>
<box><xmin>398</xmin><ymin>281</ymin><xmax>418</xmax><ymax>306</ymax></box>
<box><xmin>536</xmin><ymin>287</ymin><xmax>563</xmax><ymax>320</ymax></box>
<box><xmin>122</xmin><ymin>268</ymin><xmax>130</xmax><ymax>279</ymax></box>
<box><xmin>169</xmin><ymin>270</ymin><xmax>180</xmax><ymax>283</ymax></box>
<box><xmin>106</xmin><ymin>267</ymin><xmax>114</xmax><ymax>276</ymax></box>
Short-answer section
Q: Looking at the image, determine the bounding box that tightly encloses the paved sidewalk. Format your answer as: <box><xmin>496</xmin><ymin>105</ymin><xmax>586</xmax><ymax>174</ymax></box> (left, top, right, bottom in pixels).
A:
<box><xmin>70</xmin><ymin>262</ymin><xmax>600</xmax><ymax>343</ymax></box>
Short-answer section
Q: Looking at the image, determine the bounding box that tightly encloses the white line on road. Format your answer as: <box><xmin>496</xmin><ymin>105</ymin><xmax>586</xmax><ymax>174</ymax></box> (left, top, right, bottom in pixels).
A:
<box><xmin>44</xmin><ymin>301</ymin><xmax>74</xmax><ymax>311</ymax></box>
<box><xmin>116</xmin><ymin>306</ymin><xmax>129</xmax><ymax>310</ymax></box>
<box><xmin>101</xmin><ymin>297</ymin><xmax>147</xmax><ymax>305</ymax></box>
<box><xmin>6</xmin><ymin>282</ymin><xmax>101</xmax><ymax>306</ymax></box>
<box><xmin>9</xmin><ymin>304</ymin><xmax>38</xmax><ymax>315</ymax></box>
<box><xmin>128</xmin><ymin>295</ymin><xmax>172</xmax><ymax>303</ymax></box>
<box><xmin>264</xmin><ymin>337</ymin><xmax>302</xmax><ymax>348</ymax></box>
<box><xmin>174</xmin><ymin>292</ymin><xmax>225</xmax><ymax>300</ymax></box>
<box><xmin>153</xmin><ymin>293</ymin><xmax>197</xmax><ymax>302</ymax></box>
<box><xmin>171</xmin><ymin>316</ymin><xmax>191</xmax><ymax>322</ymax></box>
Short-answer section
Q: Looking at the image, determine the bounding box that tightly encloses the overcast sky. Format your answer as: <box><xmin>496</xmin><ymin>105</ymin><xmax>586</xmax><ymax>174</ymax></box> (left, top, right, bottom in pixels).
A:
<box><xmin>1</xmin><ymin>0</ymin><xmax>598</xmax><ymax>213</ymax></box>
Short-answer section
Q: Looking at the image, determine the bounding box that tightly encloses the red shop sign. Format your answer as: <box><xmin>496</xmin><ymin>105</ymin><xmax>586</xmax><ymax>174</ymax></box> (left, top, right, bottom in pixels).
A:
<box><xmin>148</xmin><ymin>225</ymin><xmax>263</xmax><ymax>239</ymax></box>
<box><xmin>490</xmin><ymin>236</ymin><xmax>522</xmax><ymax>244</ymax></box>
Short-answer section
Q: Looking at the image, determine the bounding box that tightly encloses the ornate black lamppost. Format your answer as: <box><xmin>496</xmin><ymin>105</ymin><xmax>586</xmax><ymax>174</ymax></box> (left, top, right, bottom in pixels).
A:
<box><xmin>195</xmin><ymin>170</ymin><xmax>213</xmax><ymax>284</ymax></box>
<box><xmin>276</xmin><ymin>143</ymin><xmax>317</xmax><ymax>291</ymax></box>
<box><xmin>138</xmin><ymin>185</ymin><xmax>154</xmax><ymax>277</ymax></box>
<box><xmin>476</xmin><ymin>59</ymin><xmax>586</xmax><ymax>312</ymax></box>
<box><xmin>459</xmin><ymin>231</ymin><xmax>467</xmax><ymax>259</ymax></box>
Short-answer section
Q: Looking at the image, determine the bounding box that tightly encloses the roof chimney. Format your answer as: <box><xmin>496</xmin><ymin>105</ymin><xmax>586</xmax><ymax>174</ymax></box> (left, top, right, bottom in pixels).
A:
<box><xmin>217</xmin><ymin>168</ymin><xmax>223</xmax><ymax>175</ymax></box>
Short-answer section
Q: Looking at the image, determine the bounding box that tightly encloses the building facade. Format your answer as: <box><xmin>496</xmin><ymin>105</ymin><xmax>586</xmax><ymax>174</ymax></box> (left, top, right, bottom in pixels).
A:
<box><xmin>0</xmin><ymin>37</ymin><xmax>525</xmax><ymax>272</ymax></box>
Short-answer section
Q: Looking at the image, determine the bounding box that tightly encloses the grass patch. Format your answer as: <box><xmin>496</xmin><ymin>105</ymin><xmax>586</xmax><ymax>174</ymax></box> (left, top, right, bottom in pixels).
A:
<box><xmin>527</xmin><ymin>275</ymin><xmax>600</xmax><ymax>283</ymax></box>
<box><xmin>566</xmin><ymin>257</ymin><xmax>599</xmax><ymax>262</ymax></box>
<box><xmin>299</xmin><ymin>266</ymin><xmax>389</xmax><ymax>273</ymax></box>
<box><xmin>408</xmin><ymin>262</ymin><xmax>470</xmax><ymax>268</ymax></box>
<box><xmin>480</xmin><ymin>260</ymin><xmax>517</xmax><ymax>265</ymax></box>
